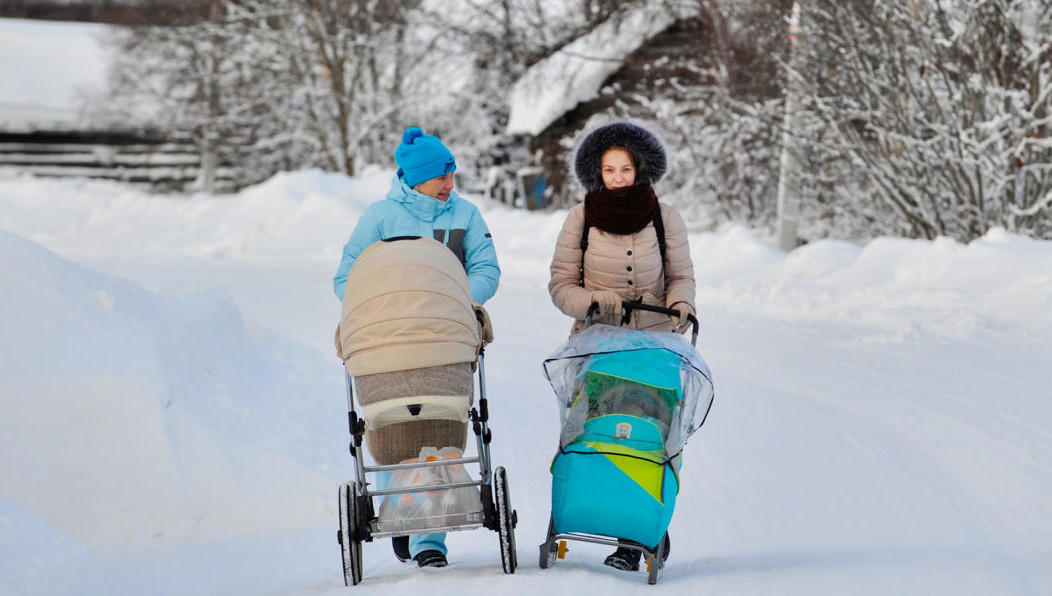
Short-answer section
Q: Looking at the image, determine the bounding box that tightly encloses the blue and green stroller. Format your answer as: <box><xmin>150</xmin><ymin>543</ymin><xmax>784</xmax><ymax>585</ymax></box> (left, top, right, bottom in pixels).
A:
<box><xmin>538</xmin><ymin>303</ymin><xmax>714</xmax><ymax>584</ymax></box>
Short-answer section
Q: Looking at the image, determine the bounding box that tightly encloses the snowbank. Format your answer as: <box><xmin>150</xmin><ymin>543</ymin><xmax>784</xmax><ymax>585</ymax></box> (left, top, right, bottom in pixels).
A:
<box><xmin>0</xmin><ymin>168</ymin><xmax>388</xmax><ymax>263</ymax></box>
<box><xmin>0</xmin><ymin>494</ymin><xmax>104</xmax><ymax>596</ymax></box>
<box><xmin>690</xmin><ymin>225</ymin><xmax>1052</xmax><ymax>343</ymax></box>
<box><xmin>0</xmin><ymin>227</ymin><xmax>340</xmax><ymax>558</ymax></box>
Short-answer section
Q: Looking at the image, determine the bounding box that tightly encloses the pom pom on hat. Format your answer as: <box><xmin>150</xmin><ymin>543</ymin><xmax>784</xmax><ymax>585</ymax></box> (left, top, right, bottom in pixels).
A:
<box><xmin>402</xmin><ymin>126</ymin><xmax>425</xmax><ymax>144</ymax></box>
<box><xmin>395</xmin><ymin>126</ymin><xmax>456</xmax><ymax>187</ymax></box>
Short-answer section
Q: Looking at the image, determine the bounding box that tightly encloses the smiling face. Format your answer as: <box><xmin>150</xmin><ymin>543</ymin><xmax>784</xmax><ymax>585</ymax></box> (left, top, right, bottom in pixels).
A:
<box><xmin>600</xmin><ymin>147</ymin><xmax>636</xmax><ymax>190</ymax></box>
<box><xmin>413</xmin><ymin>172</ymin><xmax>455</xmax><ymax>201</ymax></box>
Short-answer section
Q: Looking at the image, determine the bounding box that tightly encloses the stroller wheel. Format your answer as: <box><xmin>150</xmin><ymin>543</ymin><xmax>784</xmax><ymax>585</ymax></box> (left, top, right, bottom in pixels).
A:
<box><xmin>338</xmin><ymin>482</ymin><xmax>364</xmax><ymax>585</ymax></box>
<box><xmin>494</xmin><ymin>466</ymin><xmax>518</xmax><ymax>574</ymax></box>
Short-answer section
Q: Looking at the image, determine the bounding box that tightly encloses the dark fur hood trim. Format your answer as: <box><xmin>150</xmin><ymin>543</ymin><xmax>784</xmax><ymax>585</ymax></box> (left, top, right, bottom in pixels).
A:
<box><xmin>573</xmin><ymin>121</ymin><xmax>667</xmax><ymax>191</ymax></box>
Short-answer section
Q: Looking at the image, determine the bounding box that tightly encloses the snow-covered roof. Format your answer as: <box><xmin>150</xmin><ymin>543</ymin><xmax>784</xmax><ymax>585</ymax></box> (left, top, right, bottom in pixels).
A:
<box><xmin>506</xmin><ymin>3</ymin><xmax>693</xmax><ymax>137</ymax></box>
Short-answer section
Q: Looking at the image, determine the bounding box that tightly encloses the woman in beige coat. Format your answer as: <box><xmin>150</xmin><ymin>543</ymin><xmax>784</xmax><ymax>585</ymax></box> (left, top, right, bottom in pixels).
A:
<box><xmin>548</xmin><ymin>121</ymin><xmax>696</xmax><ymax>572</ymax></box>
<box><xmin>549</xmin><ymin>121</ymin><xmax>696</xmax><ymax>337</ymax></box>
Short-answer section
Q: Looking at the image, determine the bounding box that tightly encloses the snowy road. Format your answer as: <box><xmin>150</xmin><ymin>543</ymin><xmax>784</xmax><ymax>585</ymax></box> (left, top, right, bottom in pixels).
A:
<box><xmin>2</xmin><ymin>171</ymin><xmax>1051</xmax><ymax>595</ymax></box>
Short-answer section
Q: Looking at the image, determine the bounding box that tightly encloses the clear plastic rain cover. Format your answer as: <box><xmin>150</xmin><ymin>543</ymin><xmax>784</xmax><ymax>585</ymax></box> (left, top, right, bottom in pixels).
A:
<box><xmin>543</xmin><ymin>324</ymin><xmax>715</xmax><ymax>460</ymax></box>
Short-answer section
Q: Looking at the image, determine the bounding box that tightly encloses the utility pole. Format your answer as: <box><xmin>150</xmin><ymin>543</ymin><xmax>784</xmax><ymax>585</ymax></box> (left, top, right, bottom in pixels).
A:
<box><xmin>776</xmin><ymin>1</ymin><xmax>805</xmax><ymax>251</ymax></box>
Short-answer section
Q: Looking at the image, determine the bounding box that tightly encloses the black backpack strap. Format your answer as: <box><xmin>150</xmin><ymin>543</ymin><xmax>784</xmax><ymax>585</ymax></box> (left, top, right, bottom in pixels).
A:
<box><xmin>652</xmin><ymin>207</ymin><xmax>667</xmax><ymax>262</ymax></box>
<box><xmin>579</xmin><ymin>220</ymin><xmax>591</xmax><ymax>287</ymax></box>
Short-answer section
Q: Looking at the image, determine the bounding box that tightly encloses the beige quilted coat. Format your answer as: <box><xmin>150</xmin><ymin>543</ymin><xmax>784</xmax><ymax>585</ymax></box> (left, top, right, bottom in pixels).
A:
<box><xmin>549</xmin><ymin>202</ymin><xmax>696</xmax><ymax>335</ymax></box>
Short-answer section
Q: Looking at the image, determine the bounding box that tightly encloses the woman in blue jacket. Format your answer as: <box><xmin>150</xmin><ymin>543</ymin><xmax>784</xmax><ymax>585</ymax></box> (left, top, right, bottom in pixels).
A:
<box><xmin>333</xmin><ymin>126</ymin><xmax>500</xmax><ymax>305</ymax></box>
<box><xmin>333</xmin><ymin>126</ymin><xmax>500</xmax><ymax>569</ymax></box>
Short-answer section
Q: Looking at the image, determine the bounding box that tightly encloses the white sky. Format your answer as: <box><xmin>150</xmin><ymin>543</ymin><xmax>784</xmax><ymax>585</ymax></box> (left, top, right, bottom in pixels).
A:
<box><xmin>0</xmin><ymin>18</ymin><xmax>112</xmax><ymax>129</ymax></box>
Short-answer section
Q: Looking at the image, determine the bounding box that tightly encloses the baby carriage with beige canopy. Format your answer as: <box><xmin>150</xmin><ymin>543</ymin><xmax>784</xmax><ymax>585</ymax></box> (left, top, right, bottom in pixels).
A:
<box><xmin>334</xmin><ymin>236</ymin><xmax>517</xmax><ymax>585</ymax></box>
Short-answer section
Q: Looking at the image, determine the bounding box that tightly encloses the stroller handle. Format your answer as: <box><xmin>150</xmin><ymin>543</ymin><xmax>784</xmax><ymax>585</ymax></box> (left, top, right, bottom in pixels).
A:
<box><xmin>586</xmin><ymin>301</ymin><xmax>699</xmax><ymax>346</ymax></box>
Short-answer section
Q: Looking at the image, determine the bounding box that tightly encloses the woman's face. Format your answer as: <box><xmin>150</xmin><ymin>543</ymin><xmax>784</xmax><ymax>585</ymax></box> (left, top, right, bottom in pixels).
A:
<box><xmin>413</xmin><ymin>172</ymin><xmax>455</xmax><ymax>201</ymax></box>
<box><xmin>600</xmin><ymin>147</ymin><xmax>636</xmax><ymax>190</ymax></box>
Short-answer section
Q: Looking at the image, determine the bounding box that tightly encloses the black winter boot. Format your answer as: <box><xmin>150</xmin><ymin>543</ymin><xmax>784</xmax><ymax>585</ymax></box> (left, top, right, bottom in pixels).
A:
<box><xmin>413</xmin><ymin>549</ymin><xmax>448</xmax><ymax>568</ymax></box>
<box><xmin>392</xmin><ymin>536</ymin><xmax>410</xmax><ymax>562</ymax></box>
<box><xmin>603</xmin><ymin>546</ymin><xmax>641</xmax><ymax>572</ymax></box>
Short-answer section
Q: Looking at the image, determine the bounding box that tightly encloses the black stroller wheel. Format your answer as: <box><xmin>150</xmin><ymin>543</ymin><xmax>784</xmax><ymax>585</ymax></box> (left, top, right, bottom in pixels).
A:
<box><xmin>337</xmin><ymin>482</ymin><xmax>364</xmax><ymax>585</ymax></box>
<box><xmin>494</xmin><ymin>466</ymin><xmax>517</xmax><ymax>574</ymax></box>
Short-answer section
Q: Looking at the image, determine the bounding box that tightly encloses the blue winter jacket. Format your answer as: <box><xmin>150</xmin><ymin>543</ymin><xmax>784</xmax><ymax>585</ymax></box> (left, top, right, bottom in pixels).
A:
<box><xmin>333</xmin><ymin>174</ymin><xmax>501</xmax><ymax>304</ymax></box>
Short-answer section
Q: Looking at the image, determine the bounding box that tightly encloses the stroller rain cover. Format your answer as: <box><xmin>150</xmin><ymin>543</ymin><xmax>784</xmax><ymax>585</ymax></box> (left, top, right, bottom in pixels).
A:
<box><xmin>543</xmin><ymin>324</ymin><xmax>714</xmax><ymax>459</ymax></box>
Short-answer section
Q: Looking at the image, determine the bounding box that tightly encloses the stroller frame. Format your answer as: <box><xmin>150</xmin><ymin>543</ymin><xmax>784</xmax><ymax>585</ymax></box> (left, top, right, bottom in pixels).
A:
<box><xmin>337</xmin><ymin>344</ymin><xmax>518</xmax><ymax>585</ymax></box>
<box><xmin>538</xmin><ymin>302</ymin><xmax>699</xmax><ymax>585</ymax></box>
<box><xmin>540</xmin><ymin>524</ymin><xmax>669</xmax><ymax>585</ymax></box>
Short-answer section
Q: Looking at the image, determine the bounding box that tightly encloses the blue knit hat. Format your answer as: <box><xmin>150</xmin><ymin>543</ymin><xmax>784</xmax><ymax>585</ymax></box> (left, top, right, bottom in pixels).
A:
<box><xmin>395</xmin><ymin>126</ymin><xmax>456</xmax><ymax>187</ymax></box>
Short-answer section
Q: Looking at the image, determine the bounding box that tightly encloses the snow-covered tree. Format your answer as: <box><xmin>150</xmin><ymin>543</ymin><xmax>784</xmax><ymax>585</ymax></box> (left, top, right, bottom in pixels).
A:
<box><xmin>104</xmin><ymin>1</ymin><xmax>267</xmax><ymax>189</ymax></box>
<box><xmin>636</xmin><ymin>0</ymin><xmax>789</xmax><ymax>229</ymax></box>
<box><xmin>105</xmin><ymin>0</ymin><xmax>428</xmax><ymax>185</ymax></box>
<box><xmin>258</xmin><ymin>0</ymin><xmax>424</xmax><ymax>175</ymax></box>
<box><xmin>794</xmin><ymin>0</ymin><xmax>1052</xmax><ymax>241</ymax></box>
<box><xmin>97</xmin><ymin>0</ymin><xmax>1052</xmax><ymax>244</ymax></box>
<box><xmin>407</xmin><ymin>0</ymin><xmax>613</xmax><ymax>188</ymax></box>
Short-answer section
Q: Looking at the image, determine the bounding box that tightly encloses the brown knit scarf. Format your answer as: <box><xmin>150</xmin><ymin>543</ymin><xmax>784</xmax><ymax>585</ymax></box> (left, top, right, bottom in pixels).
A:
<box><xmin>584</xmin><ymin>184</ymin><xmax>659</xmax><ymax>235</ymax></box>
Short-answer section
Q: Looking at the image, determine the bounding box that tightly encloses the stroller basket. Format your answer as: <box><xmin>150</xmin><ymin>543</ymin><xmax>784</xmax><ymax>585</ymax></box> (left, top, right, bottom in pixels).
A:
<box><xmin>371</xmin><ymin>445</ymin><xmax>485</xmax><ymax>535</ymax></box>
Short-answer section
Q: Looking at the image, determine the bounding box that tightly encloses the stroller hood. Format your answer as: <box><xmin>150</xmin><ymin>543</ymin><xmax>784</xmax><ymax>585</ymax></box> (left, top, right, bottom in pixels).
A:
<box><xmin>543</xmin><ymin>324</ymin><xmax>714</xmax><ymax>459</ymax></box>
<box><xmin>338</xmin><ymin>237</ymin><xmax>481</xmax><ymax>376</ymax></box>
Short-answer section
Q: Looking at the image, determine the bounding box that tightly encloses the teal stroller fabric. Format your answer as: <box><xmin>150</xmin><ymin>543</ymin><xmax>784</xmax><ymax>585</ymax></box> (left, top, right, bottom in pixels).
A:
<box><xmin>552</xmin><ymin>413</ymin><xmax>680</xmax><ymax>547</ymax></box>
<box><xmin>544</xmin><ymin>324</ymin><xmax>714</xmax><ymax>547</ymax></box>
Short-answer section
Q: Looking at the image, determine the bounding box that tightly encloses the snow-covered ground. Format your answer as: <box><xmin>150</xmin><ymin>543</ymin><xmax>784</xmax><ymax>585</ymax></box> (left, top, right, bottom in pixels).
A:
<box><xmin>2</xmin><ymin>168</ymin><xmax>1051</xmax><ymax>595</ymax></box>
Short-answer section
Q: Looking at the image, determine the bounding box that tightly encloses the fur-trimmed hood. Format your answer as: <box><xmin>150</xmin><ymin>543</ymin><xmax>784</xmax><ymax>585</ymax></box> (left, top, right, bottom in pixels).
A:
<box><xmin>573</xmin><ymin>121</ymin><xmax>668</xmax><ymax>191</ymax></box>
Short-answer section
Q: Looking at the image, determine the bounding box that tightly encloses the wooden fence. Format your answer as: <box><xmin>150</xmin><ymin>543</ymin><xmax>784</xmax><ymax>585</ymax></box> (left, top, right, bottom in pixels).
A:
<box><xmin>0</xmin><ymin>129</ymin><xmax>237</xmax><ymax>193</ymax></box>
